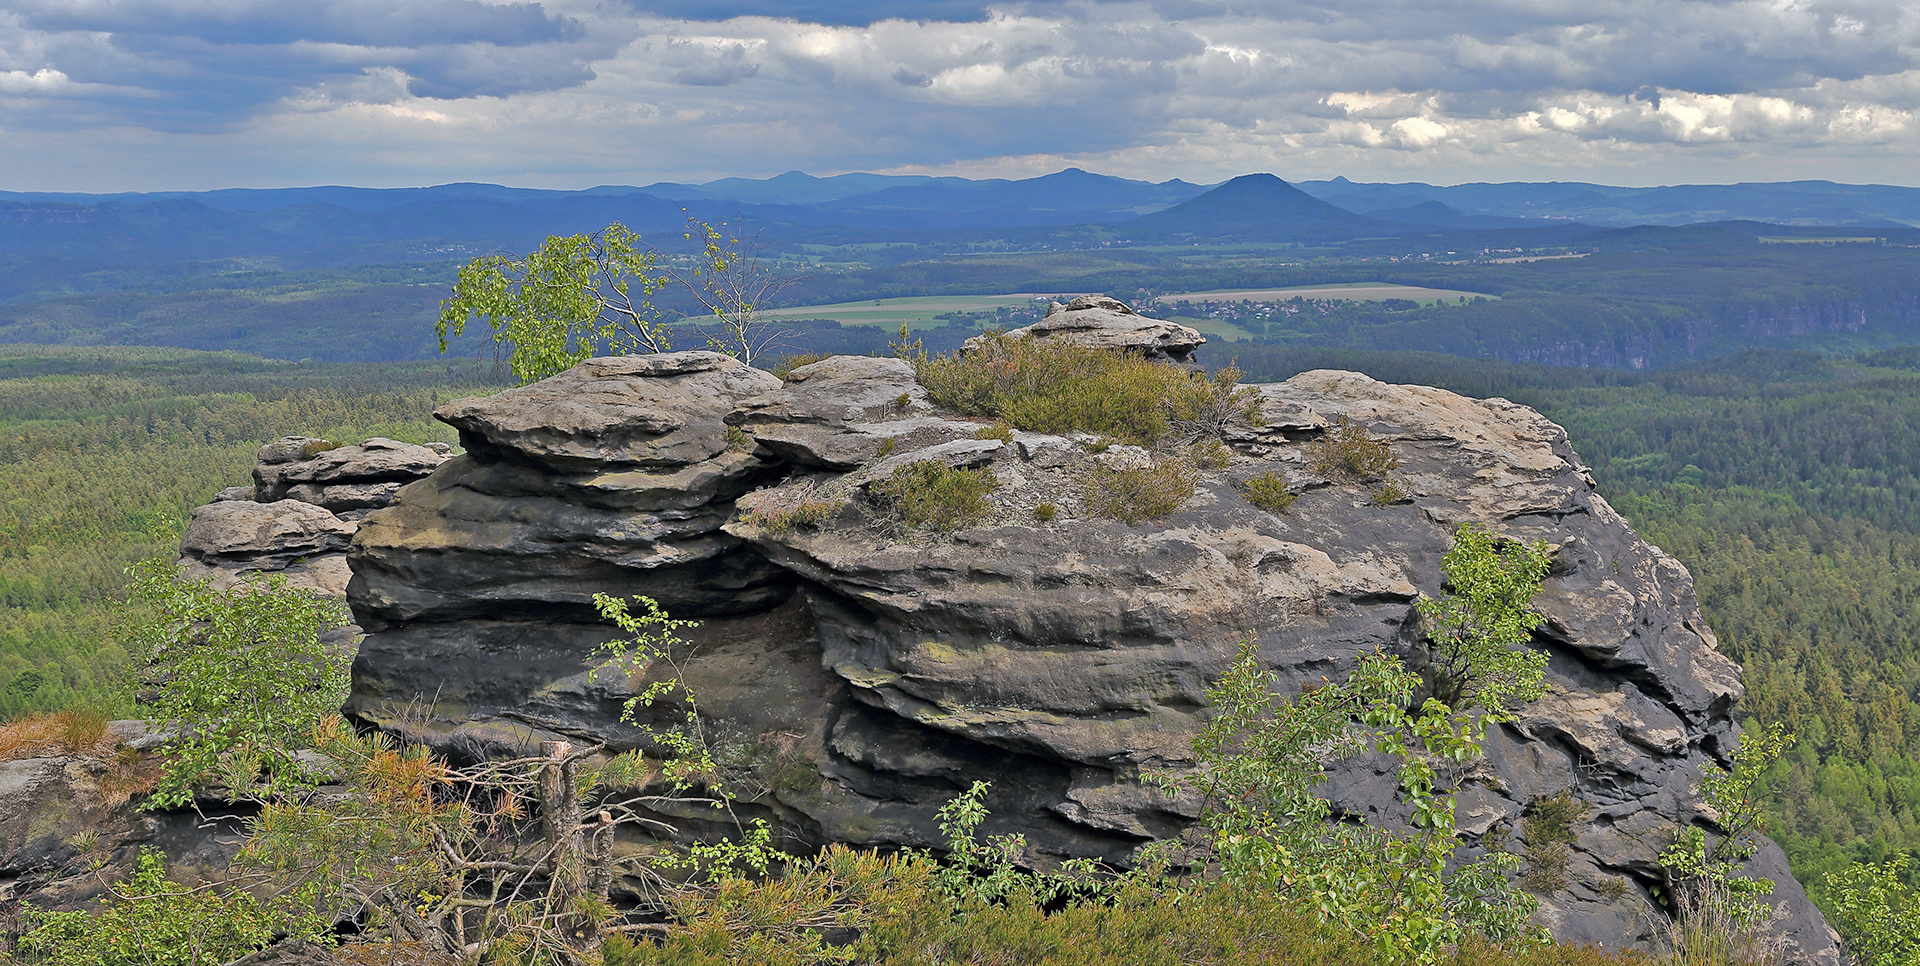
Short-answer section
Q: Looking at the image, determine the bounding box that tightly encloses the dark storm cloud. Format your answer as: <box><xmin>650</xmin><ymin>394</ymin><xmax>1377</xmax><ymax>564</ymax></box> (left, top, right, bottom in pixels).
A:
<box><xmin>0</xmin><ymin>0</ymin><xmax>619</xmax><ymax>127</ymax></box>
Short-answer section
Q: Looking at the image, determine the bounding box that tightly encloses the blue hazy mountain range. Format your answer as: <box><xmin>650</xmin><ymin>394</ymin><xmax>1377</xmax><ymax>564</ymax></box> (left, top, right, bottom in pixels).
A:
<box><xmin>3</xmin><ymin>168</ymin><xmax>1919</xmax><ymax>306</ymax></box>
<box><xmin>7</xmin><ymin>167</ymin><xmax>1918</xmax><ymax>230</ymax></box>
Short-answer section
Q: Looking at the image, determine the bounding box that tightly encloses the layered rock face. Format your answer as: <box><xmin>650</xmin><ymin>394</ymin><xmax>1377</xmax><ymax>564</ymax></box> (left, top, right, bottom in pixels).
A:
<box><xmin>343</xmin><ymin>332</ymin><xmax>1837</xmax><ymax>959</ymax></box>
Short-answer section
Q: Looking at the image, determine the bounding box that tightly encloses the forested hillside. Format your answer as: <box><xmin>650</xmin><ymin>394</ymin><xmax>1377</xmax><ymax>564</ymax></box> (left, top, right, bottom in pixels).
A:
<box><xmin>0</xmin><ymin>347</ymin><xmax>500</xmax><ymax>717</ymax></box>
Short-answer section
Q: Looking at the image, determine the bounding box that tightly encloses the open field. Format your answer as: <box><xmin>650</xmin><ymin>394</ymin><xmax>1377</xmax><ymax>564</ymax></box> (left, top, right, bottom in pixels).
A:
<box><xmin>1758</xmin><ymin>236</ymin><xmax>1886</xmax><ymax>245</ymax></box>
<box><xmin>760</xmin><ymin>293</ymin><xmax>1058</xmax><ymax>329</ymax></box>
<box><xmin>1159</xmin><ymin>282</ymin><xmax>1493</xmax><ymax>304</ymax></box>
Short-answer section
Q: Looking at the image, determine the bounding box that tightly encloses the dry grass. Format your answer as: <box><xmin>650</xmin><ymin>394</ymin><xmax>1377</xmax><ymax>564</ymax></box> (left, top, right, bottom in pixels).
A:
<box><xmin>0</xmin><ymin>709</ymin><xmax>114</xmax><ymax>761</ymax></box>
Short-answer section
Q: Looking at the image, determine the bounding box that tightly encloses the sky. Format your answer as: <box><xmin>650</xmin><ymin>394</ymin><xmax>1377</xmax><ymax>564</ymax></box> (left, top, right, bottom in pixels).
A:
<box><xmin>1</xmin><ymin>0</ymin><xmax>1918</xmax><ymax>192</ymax></box>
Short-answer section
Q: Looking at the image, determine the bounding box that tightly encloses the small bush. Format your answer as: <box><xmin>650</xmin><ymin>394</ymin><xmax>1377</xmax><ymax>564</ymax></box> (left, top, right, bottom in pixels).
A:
<box><xmin>975</xmin><ymin>422</ymin><xmax>1015</xmax><ymax>442</ymax></box>
<box><xmin>1085</xmin><ymin>458</ymin><xmax>1197</xmax><ymax>525</ymax></box>
<box><xmin>871</xmin><ymin>461</ymin><xmax>998</xmax><ymax>532</ymax></box>
<box><xmin>1308</xmin><ymin>416</ymin><xmax>1400</xmax><ymax>481</ymax></box>
<box><xmin>1032</xmin><ymin>503</ymin><xmax>1058</xmax><ymax>522</ymax></box>
<box><xmin>1369</xmin><ymin>480</ymin><xmax>1412</xmax><ymax>505</ymax></box>
<box><xmin>1520</xmin><ymin>792</ymin><xmax>1585</xmax><ymax>894</ymax></box>
<box><xmin>724</xmin><ymin>424</ymin><xmax>754</xmax><ymax>451</ymax></box>
<box><xmin>1189</xmin><ymin>438</ymin><xmax>1232</xmax><ymax>470</ymax></box>
<box><xmin>767</xmin><ymin>350</ymin><xmax>831</xmax><ymax>380</ymax></box>
<box><xmin>1241</xmin><ymin>471</ymin><xmax>1297</xmax><ymax>514</ymax></box>
<box><xmin>916</xmin><ymin>332</ymin><xmax>1257</xmax><ymax>445</ymax></box>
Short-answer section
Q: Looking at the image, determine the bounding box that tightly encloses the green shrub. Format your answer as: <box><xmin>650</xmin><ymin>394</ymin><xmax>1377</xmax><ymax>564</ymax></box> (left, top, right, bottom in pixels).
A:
<box><xmin>1085</xmin><ymin>458</ymin><xmax>1197</xmax><ymax>524</ymax></box>
<box><xmin>915</xmin><ymin>332</ymin><xmax>1257</xmax><ymax>445</ymax></box>
<box><xmin>1370</xmin><ymin>480</ymin><xmax>1412</xmax><ymax>505</ymax></box>
<box><xmin>767</xmin><ymin>350</ymin><xmax>831</xmax><ymax>380</ymax></box>
<box><xmin>1241</xmin><ymin>471</ymin><xmax>1297</xmax><ymax>513</ymax></box>
<box><xmin>1520</xmin><ymin>792</ymin><xmax>1586</xmax><ymax>894</ymax></box>
<box><xmin>18</xmin><ymin>848</ymin><xmax>295</xmax><ymax>966</ymax></box>
<box><xmin>871</xmin><ymin>460</ymin><xmax>998</xmax><ymax>532</ymax></box>
<box><xmin>122</xmin><ymin>540</ymin><xmax>352</xmax><ymax>807</ymax></box>
<box><xmin>975</xmin><ymin>422</ymin><xmax>1015</xmax><ymax>442</ymax></box>
<box><xmin>1824</xmin><ymin>856</ymin><xmax>1920</xmax><ymax>966</ymax></box>
<box><xmin>1308</xmin><ymin>416</ymin><xmax>1400</xmax><ymax>481</ymax></box>
<box><xmin>1032</xmin><ymin>503</ymin><xmax>1058</xmax><ymax>522</ymax></box>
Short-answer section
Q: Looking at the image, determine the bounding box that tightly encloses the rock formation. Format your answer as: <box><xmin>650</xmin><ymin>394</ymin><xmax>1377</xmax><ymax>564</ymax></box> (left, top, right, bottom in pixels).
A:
<box><xmin>964</xmin><ymin>294</ymin><xmax>1207</xmax><ymax>362</ymax></box>
<box><xmin>155</xmin><ymin>303</ymin><xmax>1829</xmax><ymax>958</ymax></box>
<box><xmin>179</xmin><ymin>436</ymin><xmax>449</xmax><ymax>599</ymax></box>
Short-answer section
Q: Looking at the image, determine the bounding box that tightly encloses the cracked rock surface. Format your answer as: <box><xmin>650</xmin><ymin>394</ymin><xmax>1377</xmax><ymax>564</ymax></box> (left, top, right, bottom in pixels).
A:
<box><xmin>339</xmin><ymin>346</ymin><xmax>1837</xmax><ymax>961</ymax></box>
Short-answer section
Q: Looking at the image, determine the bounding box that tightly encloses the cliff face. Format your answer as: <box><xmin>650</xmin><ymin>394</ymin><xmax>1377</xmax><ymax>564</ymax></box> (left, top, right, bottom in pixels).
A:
<box><xmin>338</xmin><ymin>333</ymin><xmax>1837</xmax><ymax>959</ymax></box>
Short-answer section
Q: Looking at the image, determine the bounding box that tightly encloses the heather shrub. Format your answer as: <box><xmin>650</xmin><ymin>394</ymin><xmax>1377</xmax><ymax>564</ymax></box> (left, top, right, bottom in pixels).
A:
<box><xmin>767</xmin><ymin>350</ymin><xmax>831</xmax><ymax>380</ymax></box>
<box><xmin>1519</xmin><ymin>792</ymin><xmax>1586</xmax><ymax>894</ymax></box>
<box><xmin>1084</xmin><ymin>458</ymin><xmax>1197</xmax><ymax>524</ymax></box>
<box><xmin>1309</xmin><ymin>416</ymin><xmax>1400</xmax><ymax>480</ymax></box>
<box><xmin>1240</xmin><ymin>470</ymin><xmax>1297</xmax><ymax>513</ymax></box>
<box><xmin>916</xmin><ymin>332</ymin><xmax>1257</xmax><ymax>445</ymax></box>
<box><xmin>871</xmin><ymin>460</ymin><xmax>998</xmax><ymax>531</ymax></box>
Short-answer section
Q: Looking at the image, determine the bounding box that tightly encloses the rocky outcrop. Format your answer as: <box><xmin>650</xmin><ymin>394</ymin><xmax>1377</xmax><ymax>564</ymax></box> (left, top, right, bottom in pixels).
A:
<box><xmin>341</xmin><ymin>331</ymin><xmax>1837</xmax><ymax>959</ymax></box>
<box><xmin>180</xmin><ymin>436</ymin><xmax>450</xmax><ymax>598</ymax></box>
<box><xmin>965</xmin><ymin>294</ymin><xmax>1207</xmax><ymax>362</ymax></box>
<box><xmin>0</xmin><ymin>722</ymin><xmax>248</xmax><ymax>910</ymax></box>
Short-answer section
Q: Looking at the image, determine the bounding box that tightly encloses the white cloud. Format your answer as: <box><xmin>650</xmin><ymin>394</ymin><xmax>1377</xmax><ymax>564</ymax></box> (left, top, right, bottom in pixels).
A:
<box><xmin>2</xmin><ymin>0</ymin><xmax>1920</xmax><ymax>188</ymax></box>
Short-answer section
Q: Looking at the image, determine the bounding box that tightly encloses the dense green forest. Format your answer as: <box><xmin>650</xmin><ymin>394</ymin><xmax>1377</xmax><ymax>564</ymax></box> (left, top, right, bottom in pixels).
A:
<box><xmin>6</xmin><ymin>340</ymin><xmax>1920</xmax><ymax>920</ymax></box>
<box><xmin>3</xmin><ymin>226</ymin><xmax>1917</xmax><ymax>369</ymax></box>
<box><xmin>0</xmin><ymin>346</ymin><xmax>500</xmax><ymax>717</ymax></box>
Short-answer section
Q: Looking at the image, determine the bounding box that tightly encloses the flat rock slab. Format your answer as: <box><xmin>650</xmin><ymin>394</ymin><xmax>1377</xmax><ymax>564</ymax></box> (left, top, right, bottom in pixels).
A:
<box><xmin>437</xmin><ymin>352</ymin><xmax>780</xmax><ymax>472</ymax></box>
<box><xmin>181</xmin><ymin>499</ymin><xmax>353</xmax><ymax>564</ymax></box>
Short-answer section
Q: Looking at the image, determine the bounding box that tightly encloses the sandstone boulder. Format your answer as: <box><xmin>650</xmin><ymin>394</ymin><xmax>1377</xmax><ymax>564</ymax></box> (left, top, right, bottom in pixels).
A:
<box><xmin>964</xmin><ymin>294</ymin><xmax>1206</xmax><ymax>362</ymax></box>
<box><xmin>0</xmin><ymin>724</ymin><xmax>247</xmax><ymax>911</ymax></box>
<box><xmin>255</xmin><ymin>437</ymin><xmax>451</xmax><ymax>506</ymax></box>
<box><xmin>349</xmin><ymin>352</ymin><xmax>795</xmax><ymax>720</ymax></box>
<box><xmin>435</xmin><ymin>353</ymin><xmax>779</xmax><ymax>471</ymax></box>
